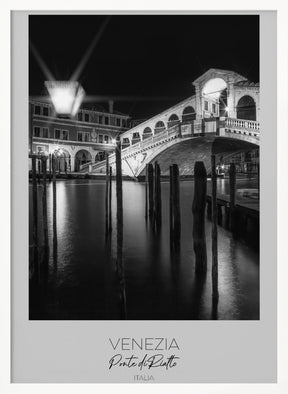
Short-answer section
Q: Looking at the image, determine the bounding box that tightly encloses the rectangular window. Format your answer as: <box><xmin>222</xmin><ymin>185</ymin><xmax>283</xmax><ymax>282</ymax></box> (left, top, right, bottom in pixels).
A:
<box><xmin>105</xmin><ymin>116</ymin><xmax>109</xmax><ymax>125</ymax></box>
<box><xmin>78</xmin><ymin>112</ymin><xmax>83</xmax><ymax>121</ymax></box>
<box><xmin>98</xmin><ymin>116</ymin><xmax>103</xmax><ymax>124</ymax></box>
<box><xmin>104</xmin><ymin>135</ymin><xmax>109</xmax><ymax>143</ymax></box>
<box><xmin>84</xmin><ymin>113</ymin><xmax>90</xmax><ymax>122</ymax></box>
<box><xmin>62</xmin><ymin>130</ymin><xmax>69</xmax><ymax>140</ymax></box>
<box><xmin>54</xmin><ymin>129</ymin><xmax>61</xmax><ymax>139</ymax></box>
<box><xmin>212</xmin><ymin>103</ymin><xmax>216</xmax><ymax>114</ymax></box>
<box><xmin>116</xmin><ymin>118</ymin><xmax>121</xmax><ymax>127</ymax></box>
<box><xmin>42</xmin><ymin>127</ymin><xmax>49</xmax><ymax>138</ymax></box>
<box><xmin>204</xmin><ymin>101</ymin><xmax>209</xmax><ymax>111</ymax></box>
<box><xmin>33</xmin><ymin>126</ymin><xmax>41</xmax><ymax>137</ymax></box>
<box><xmin>43</xmin><ymin>107</ymin><xmax>49</xmax><ymax>116</ymax></box>
<box><xmin>77</xmin><ymin>131</ymin><xmax>90</xmax><ymax>142</ymax></box>
<box><xmin>34</xmin><ymin>105</ymin><xmax>41</xmax><ymax>115</ymax></box>
<box><xmin>99</xmin><ymin>134</ymin><xmax>103</xmax><ymax>143</ymax></box>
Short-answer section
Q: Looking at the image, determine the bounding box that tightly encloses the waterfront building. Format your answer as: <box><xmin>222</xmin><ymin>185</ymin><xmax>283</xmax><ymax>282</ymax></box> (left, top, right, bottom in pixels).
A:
<box><xmin>29</xmin><ymin>99</ymin><xmax>131</xmax><ymax>172</ymax></box>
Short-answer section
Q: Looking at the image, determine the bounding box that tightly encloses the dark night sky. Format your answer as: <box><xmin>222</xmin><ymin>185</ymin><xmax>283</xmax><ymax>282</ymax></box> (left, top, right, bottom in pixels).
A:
<box><xmin>29</xmin><ymin>14</ymin><xmax>259</xmax><ymax>120</ymax></box>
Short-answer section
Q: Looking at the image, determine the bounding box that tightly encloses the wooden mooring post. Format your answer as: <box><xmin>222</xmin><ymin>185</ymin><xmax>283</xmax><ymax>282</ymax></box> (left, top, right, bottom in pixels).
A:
<box><xmin>105</xmin><ymin>153</ymin><xmax>109</xmax><ymax>238</ymax></box>
<box><xmin>257</xmin><ymin>162</ymin><xmax>260</xmax><ymax>192</ymax></box>
<box><xmin>211</xmin><ymin>155</ymin><xmax>219</xmax><ymax>302</ymax></box>
<box><xmin>115</xmin><ymin>139</ymin><xmax>127</xmax><ymax>318</ymax></box>
<box><xmin>42</xmin><ymin>156</ymin><xmax>49</xmax><ymax>253</ymax></box>
<box><xmin>154</xmin><ymin>162</ymin><xmax>162</xmax><ymax>230</ymax></box>
<box><xmin>52</xmin><ymin>154</ymin><xmax>57</xmax><ymax>256</ymax></box>
<box><xmin>217</xmin><ymin>204</ymin><xmax>223</xmax><ymax>226</ymax></box>
<box><xmin>109</xmin><ymin>166</ymin><xmax>112</xmax><ymax>233</ymax></box>
<box><xmin>192</xmin><ymin>161</ymin><xmax>207</xmax><ymax>275</ymax></box>
<box><xmin>147</xmin><ymin>163</ymin><xmax>154</xmax><ymax>219</ymax></box>
<box><xmin>171</xmin><ymin>164</ymin><xmax>181</xmax><ymax>249</ymax></box>
<box><xmin>229</xmin><ymin>163</ymin><xmax>236</xmax><ymax>231</ymax></box>
<box><xmin>37</xmin><ymin>158</ymin><xmax>41</xmax><ymax>182</ymax></box>
<box><xmin>169</xmin><ymin>166</ymin><xmax>174</xmax><ymax>247</ymax></box>
<box><xmin>145</xmin><ymin>164</ymin><xmax>148</xmax><ymax>220</ymax></box>
<box><xmin>31</xmin><ymin>155</ymin><xmax>38</xmax><ymax>277</ymax></box>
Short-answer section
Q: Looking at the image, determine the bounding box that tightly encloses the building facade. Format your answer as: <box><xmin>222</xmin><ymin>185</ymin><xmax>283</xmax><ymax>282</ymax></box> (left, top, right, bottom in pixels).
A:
<box><xmin>29</xmin><ymin>99</ymin><xmax>131</xmax><ymax>172</ymax></box>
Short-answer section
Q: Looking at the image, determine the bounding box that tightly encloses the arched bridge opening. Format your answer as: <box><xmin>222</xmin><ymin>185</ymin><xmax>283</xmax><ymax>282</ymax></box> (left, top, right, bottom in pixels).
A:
<box><xmin>137</xmin><ymin>136</ymin><xmax>259</xmax><ymax>178</ymax></box>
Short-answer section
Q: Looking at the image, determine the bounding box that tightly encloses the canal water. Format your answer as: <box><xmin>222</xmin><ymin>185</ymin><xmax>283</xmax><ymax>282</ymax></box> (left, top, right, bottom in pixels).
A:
<box><xmin>29</xmin><ymin>178</ymin><xmax>259</xmax><ymax>320</ymax></box>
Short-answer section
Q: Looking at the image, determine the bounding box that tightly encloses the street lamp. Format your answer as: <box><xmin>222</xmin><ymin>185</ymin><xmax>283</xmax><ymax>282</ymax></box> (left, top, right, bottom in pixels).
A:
<box><xmin>45</xmin><ymin>81</ymin><xmax>85</xmax><ymax>118</ymax></box>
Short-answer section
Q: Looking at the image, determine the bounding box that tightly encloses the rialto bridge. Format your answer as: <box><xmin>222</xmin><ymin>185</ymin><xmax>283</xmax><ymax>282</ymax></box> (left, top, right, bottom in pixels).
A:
<box><xmin>81</xmin><ymin>68</ymin><xmax>260</xmax><ymax>178</ymax></box>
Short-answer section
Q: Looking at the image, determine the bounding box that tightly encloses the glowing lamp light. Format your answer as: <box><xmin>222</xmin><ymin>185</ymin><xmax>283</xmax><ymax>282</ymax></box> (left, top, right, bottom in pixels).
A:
<box><xmin>111</xmin><ymin>138</ymin><xmax>116</xmax><ymax>145</ymax></box>
<box><xmin>225</xmin><ymin>106</ymin><xmax>229</xmax><ymax>112</ymax></box>
<box><xmin>45</xmin><ymin>81</ymin><xmax>85</xmax><ymax>117</ymax></box>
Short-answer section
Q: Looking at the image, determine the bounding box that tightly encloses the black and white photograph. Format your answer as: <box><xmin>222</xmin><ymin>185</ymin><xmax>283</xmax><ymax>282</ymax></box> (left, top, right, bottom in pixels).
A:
<box><xmin>28</xmin><ymin>13</ymin><xmax>260</xmax><ymax>321</ymax></box>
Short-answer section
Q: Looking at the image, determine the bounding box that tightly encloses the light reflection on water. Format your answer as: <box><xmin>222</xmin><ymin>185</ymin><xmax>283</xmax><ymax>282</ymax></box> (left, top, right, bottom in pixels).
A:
<box><xmin>29</xmin><ymin>178</ymin><xmax>259</xmax><ymax>320</ymax></box>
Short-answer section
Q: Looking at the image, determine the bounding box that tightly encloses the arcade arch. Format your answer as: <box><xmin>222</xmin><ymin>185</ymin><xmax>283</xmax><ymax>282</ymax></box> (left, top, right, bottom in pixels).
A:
<box><xmin>182</xmin><ymin>106</ymin><xmax>196</xmax><ymax>122</ymax></box>
<box><xmin>167</xmin><ymin>114</ymin><xmax>179</xmax><ymax>128</ymax></box>
<box><xmin>236</xmin><ymin>95</ymin><xmax>256</xmax><ymax>121</ymax></box>
<box><xmin>75</xmin><ymin>149</ymin><xmax>92</xmax><ymax>172</ymax></box>
<box><xmin>154</xmin><ymin>121</ymin><xmax>166</xmax><ymax>134</ymax></box>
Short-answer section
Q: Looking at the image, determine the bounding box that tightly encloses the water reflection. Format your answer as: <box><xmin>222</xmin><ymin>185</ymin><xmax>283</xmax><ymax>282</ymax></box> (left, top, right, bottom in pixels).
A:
<box><xmin>29</xmin><ymin>178</ymin><xmax>259</xmax><ymax>320</ymax></box>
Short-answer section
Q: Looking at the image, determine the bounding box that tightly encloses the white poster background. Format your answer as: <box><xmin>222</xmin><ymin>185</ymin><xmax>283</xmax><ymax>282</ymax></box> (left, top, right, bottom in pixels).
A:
<box><xmin>1</xmin><ymin>1</ymin><xmax>288</xmax><ymax>393</ymax></box>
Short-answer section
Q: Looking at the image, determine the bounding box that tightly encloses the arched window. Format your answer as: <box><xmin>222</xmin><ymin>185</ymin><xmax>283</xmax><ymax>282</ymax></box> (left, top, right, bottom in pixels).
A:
<box><xmin>132</xmin><ymin>132</ymin><xmax>141</xmax><ymax>145</ymax></box>
<box><xmin>143</xmin><ymin>127</ymin><xmax>153</xmax><ymax>140</ymax></box>
<box><xmin>182</xmin><ymin>106</ymin><xmax>196</xmax><ymax>122</ymax></box>
<box><xmin>236</xmin><ymin>95</ymin><xmax>256</xmax><ymax>121</ymax></box>
<box><xmin>154</xmin><ymin>121</ymin><xmax>165</xmax><ymax>134</ymax></box>
<box><xmin>168</xmin><ymin>114</ymin><xmax>179</xmax><ymax>128</ymax></box>
<box><xmin>122</xmin><ymin>138</ymin><xmax>130</xmax><ymax>148</ymax></box>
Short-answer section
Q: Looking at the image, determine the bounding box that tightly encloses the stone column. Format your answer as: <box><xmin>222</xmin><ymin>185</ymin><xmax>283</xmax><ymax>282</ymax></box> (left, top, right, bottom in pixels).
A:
<box><xmin>70</xmin><ymin>156</ymin><xmax>75</xmax><ymax>172</ymax></box>
<box><xmin>194</xmin><ymin>85</ymin><xmax>203</xmax><ymax>120</ymax></box>
<box><xmin>227</xmin><ymin>79</ymin><xmax>236</xmax><ymax>119</ymax></box>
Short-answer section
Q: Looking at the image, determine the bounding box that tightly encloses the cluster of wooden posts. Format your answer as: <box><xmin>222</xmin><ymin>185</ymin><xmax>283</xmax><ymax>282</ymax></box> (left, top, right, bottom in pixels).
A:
<box><xmin>30</xmin><ymin>154</ymin><xmax>58</xmax><ymax>282</ymax></box>
<box><xmin>31</xmin><ymin>145</ymin><xmax>238</xmax><ymax>309</ymax></box>
<box><xmin>193</xmin><ymin>159</ymin><xmax>237</xmax><ymax>302</ymax></box>
<box><xmin>142</xmin><ymin>156</ymin><xmax>238</xmax><ymax>303</ymax></box>
<box><xmin>32</xmin><ymin>154</ymin><xmax>68</xmax><ymax>182</ymax></box>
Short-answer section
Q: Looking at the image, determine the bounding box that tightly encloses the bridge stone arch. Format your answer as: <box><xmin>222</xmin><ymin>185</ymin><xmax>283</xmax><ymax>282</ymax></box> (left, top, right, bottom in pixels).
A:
<box><xmin>137</xmin><ymin>136</ymin><xmax>259</xmax><ymax>178</ymax></box>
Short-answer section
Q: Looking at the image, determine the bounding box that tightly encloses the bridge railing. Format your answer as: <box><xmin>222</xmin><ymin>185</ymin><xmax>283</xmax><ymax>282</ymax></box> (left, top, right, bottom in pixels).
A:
<box><xmin>226</xmin><ymin>118</ymin><xmax>260</xmax><ymax>132</ymax></box>
<box><xmin>79</xmin><ymin>161</ymin><xmax>92</xmax><ymax>171</ymax></box>
<box><xmin>84</xmin><ymin>123</ymin><xmax>182</xmax><ymax>173</ymax></box>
